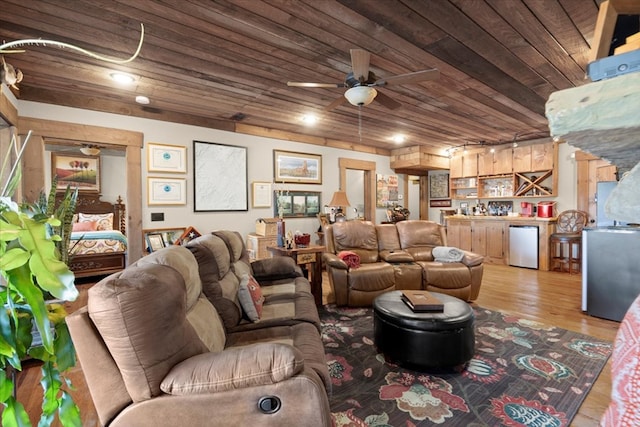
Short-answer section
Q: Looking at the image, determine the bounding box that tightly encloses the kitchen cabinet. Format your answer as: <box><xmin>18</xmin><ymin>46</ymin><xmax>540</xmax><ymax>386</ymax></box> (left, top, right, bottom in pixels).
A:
<box><xmin>446</xmin><ymin>220</ymin><xmax>472</xmax><ymax>251</ymax></box>
<box><xmin>471</xmin><ymin>220</ymin><xmax>506</xmax><ymax>264</ymax></box>
<box><xmin>445</xmin><ymin>216</ymin><xmax>556</xmax><ymax>270</ymax></box>
<box><xmin>447</xmin><ymin>140</ymin><xmax>557</xmax><ymax>199</ymax></box>
<box><xmin>478</xmin><ymin>148</ymin><xmax>512</xmax><ymax>176</ymax></box>
<box><xmin>449</xmin><ymin>152</ymin><xmax>478</xmax><ymax>178</ymax></box>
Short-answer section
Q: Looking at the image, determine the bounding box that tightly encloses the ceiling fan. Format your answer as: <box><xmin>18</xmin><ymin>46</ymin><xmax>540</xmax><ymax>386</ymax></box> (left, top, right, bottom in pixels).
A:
<box><xmin>287</xmin><ymin>49</ymin><xmax>439</xmax><ymax>111</ymax></box>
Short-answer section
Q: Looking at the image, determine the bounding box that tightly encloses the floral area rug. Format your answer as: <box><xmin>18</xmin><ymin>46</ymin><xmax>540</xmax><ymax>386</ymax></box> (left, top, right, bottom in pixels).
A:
<box><xmin>320</xmin><ymin>305</ymin><xmax>612</xmax><ymax>427</ymax></box>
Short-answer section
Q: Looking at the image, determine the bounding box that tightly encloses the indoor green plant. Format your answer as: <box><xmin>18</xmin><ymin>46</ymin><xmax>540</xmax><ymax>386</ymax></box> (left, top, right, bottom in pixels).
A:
<box><xmin>0</xmin><ymin>132</ymin><xmax>81</xmax><ymax>426</ymax></box>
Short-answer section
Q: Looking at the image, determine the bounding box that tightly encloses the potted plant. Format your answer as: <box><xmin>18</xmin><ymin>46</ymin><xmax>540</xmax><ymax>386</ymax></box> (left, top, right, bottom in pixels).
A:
<box><xmin>0</xmin><ymin>132</ymin><xmax>81</xmax><ymax>426</ymax></box>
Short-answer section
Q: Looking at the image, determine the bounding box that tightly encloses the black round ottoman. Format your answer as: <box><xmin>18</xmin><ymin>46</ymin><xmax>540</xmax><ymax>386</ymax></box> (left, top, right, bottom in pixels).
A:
<box><xmin>373</xmin><ymin>291</ymin><xmax>475</xmax><ymax>370</ymax></box>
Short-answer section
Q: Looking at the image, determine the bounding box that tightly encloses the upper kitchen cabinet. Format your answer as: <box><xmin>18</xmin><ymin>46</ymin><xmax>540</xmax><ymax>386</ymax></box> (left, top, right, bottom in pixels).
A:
<box><xmin>513</xmin><ymin>141</ymin><xmax>555</xmax><ymax>172</ymax></box>
<box><xmin>477</xmin><ymin>147</ymin><xmax>513</xmax><ymax>176</ymax></box>
<box><xmin>449</xmin><ymin>152</ymin><xmax>477</xmax><ymax>178</ymax></box>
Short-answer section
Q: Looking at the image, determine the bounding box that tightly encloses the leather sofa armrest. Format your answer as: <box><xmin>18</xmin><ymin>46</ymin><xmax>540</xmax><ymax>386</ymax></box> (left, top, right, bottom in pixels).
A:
<box><xmin>462</xmin><ymin>251</ymin><xmax>484</xmax><ymax>267</ymax></box>
<box><xmin>161</xmin><ymin>343</ymin><xmax>304</xmax><ymax>395</ymax></box>
<box><xmin>323</xmin><ymin>253</ymin><xmax>348</xmax><ymax>269</ymax></box>
<box><xmin>251</xmin><ymin>256</ymin><xmax>303</xmax><ymax>280</ymax></box>
<box><xmin>379</xmin><ymin>249</ymin><xmax>414</xmax><ymax>263</ymax></box>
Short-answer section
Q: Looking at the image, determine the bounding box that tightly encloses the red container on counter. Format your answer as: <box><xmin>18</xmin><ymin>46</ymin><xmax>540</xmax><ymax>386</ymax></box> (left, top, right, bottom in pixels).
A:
<box><xmin>537</xmin><ymin>201</ymin><xmax>556</xmax><ymax>218</ymax></box>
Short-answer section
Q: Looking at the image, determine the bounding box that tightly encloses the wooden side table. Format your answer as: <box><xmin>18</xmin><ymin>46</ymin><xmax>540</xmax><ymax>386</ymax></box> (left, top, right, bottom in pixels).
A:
<box><xmin>267</xmin><ymin>245</ymin><xmax>325</xmax><ymax>306</ymax></box>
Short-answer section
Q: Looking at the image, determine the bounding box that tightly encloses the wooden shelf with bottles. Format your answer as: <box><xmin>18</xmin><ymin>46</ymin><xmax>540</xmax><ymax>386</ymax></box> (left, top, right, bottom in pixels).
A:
<box><xmin>514</xmin><ymin>170</ymin><xmax>554</xmax><ymax>197</ymax></box>
<box><xmin>478</xmin><ymin>174</ymin><xmax>515</xmax><ymax>198</ymax></box>
<box><xmin>450</xmin><ymin>177</ymin><xmax>478</xmax><ymax>199</ymax></box>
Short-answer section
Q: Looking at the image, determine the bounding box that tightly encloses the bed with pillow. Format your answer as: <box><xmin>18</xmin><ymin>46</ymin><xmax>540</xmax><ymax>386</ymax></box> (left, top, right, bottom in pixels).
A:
<box><xmin>65</xmin><ymin>194</ymin><xmax>127</xmax><ymax>278</ymax></box>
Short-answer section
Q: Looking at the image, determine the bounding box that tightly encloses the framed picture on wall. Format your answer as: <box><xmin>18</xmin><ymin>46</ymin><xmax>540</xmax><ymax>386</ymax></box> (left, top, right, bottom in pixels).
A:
<box><xmin>147</xmin><ymin>142</ymin><xmax>187</xmax><ymax>173</ymax></box>
<box><xmin>51</xmin><ymin>153</ymin><xmax>100</xmax><ymax>193</ymax></box>
<box><xmin>429</xmin><ymin>173</ymin><xmax>450</xmax><ymax>199</ymax></box>
<box><xmin>193</xmin><ymin>141</ymin><xmax>248</xmax><ymax>211</ymax></box>
<box><xmin>273</xmin><ymin>150</ymin><xmax>322</xmax><ymax>184</ymax></box>
<box><xmin>147</xmin><ymin>177</ymin><xmax>187</xmax><ymax>205</ymax></box>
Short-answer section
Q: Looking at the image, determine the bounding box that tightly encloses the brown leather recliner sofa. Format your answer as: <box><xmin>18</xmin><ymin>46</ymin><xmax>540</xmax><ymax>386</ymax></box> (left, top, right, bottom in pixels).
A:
<box><xmin>323</xmin><ymin>220</ymin><xmax>484</xmax><ymax>306</ymax></box>
<box><xmin>66</xmin><ymin>231</ymin><xmax>331</xmax><ymax>427</ymax></box>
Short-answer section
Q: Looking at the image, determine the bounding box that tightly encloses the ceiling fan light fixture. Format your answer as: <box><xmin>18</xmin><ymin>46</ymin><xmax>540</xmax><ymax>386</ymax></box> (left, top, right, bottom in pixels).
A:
<box><xmin>344</xmin><ymin>86</ymin><xmax>377</xmax><ymax>106</ymax></box>
<box><xmin>80</xmin><ymin>145</ymin><xmax>100</xmax><ymax>156</ymax></box>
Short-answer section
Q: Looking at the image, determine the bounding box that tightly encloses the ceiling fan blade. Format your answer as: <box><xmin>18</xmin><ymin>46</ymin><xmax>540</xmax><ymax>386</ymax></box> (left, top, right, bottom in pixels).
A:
<box><xmin>350</xmin><ymin>49</ymin><xmax>371</xmax><ymax>82</ymax></box>
<box><xmin>374</xmin><ymin>91</ymin><xmax>402</xmax><ymax>110</ymax></box>
<box><xmin>324</xmin><ymin>96</ymin><xmax>347</xmax><ymax>111</ymax></box>
<box><xmin>374</xmin><ymin>69</ymin><xmax>439</xmax><ymax>86</ymax></box>
<box><xmin>287</xmin><ymin>81</ymin><xmax>344</xmax><ymax>88</ymax></box>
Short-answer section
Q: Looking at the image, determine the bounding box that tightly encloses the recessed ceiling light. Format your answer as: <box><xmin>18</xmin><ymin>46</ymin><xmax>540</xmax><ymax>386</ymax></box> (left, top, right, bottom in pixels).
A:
<box><xmin>391</xmin><ymin>134</ymin><xmax>406</xmax><ymax>144</ymax></box>
<box><xmin>110</xmin><ymin>72</ymin><xmax>135</xmax><ymax>84</ymax></box>
<box><xmin>135</xmin><ymin>95</ymin><xmax>150</xmax><ymax>105</ymax></box>
<box><xmin>301</xmin><ymin>114</ymin><xmax>318</xmax><ymax>125</ymax></box>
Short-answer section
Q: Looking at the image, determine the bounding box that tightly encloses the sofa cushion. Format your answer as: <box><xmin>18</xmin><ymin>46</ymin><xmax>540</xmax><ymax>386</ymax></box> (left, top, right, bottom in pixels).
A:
<box><xmin>331</xmin><ymin>221</ymin><xmax>380</xmax><ymax>263</ymax></box>
<box><xmin>187</xmin><ymin>235</ymin><xmax>242</xmax><ymax>330</ymax></box>
<box><xmin>238</xmin><ymin>274</ymin><xmax>265</xmax><ymax>321</ymax></box>
<box><xmin>160</xmin><ymin>343</ymin><xmax>304</xmax><ymax>395</ymax></box>
<box><xmin>88</xmin><ymin>263</ymin><xmax>209</xmax><ymax>402</ymax></box>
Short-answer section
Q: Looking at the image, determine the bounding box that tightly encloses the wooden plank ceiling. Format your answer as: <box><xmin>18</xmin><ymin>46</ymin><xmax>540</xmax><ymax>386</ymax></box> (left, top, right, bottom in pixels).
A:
<box><xmin>0</xmin><ymin>0</ymin><xmax>604</xmax><ymax>156</ymax></box>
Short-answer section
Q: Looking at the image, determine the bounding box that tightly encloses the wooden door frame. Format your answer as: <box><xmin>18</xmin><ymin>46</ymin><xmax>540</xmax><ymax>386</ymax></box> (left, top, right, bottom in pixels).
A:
<box><xmin>18</xmin><ymin>117</ymin><xmax>144</xmax><ymax>263</ymax></box>
<box><xmin>338</xmin><ymin>158</ymin><xmax>376</xmax><ymax>221</ymax></box>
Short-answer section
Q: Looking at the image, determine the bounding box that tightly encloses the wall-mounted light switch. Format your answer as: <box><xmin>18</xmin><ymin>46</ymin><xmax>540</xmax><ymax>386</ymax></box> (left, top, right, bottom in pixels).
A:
<box><xmin>151</xmin><ymin>212</ymin><xmax>164</xmax><ymax>221</ymax></box>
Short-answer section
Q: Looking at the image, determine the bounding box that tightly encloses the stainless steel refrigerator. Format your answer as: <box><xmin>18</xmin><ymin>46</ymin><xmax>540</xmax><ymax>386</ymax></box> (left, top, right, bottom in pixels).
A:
<box><xmin>582</xmin><ymin>226</ymin><xmax>640</xmax><ymax>321</ymax></box>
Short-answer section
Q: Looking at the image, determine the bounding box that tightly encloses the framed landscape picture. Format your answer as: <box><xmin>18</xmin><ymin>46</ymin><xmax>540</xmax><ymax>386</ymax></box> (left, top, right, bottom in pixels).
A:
<box><xmin>51</xmin><ymin>153</ymin><xmax>100</xmax><ymax>193</ymax></box>
<box><xmin>273</xmin><ymin>150</ymin><xmax>322</xmax><ymax>184</ymax></box>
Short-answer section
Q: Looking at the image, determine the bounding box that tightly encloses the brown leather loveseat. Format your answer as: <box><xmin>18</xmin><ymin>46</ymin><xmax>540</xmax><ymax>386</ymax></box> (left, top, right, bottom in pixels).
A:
<box><xmin>67</xmin><ymin>232</ymin><xmax>331</xmax><ymax>427</ymax></box>
<box><xmin>323</xmin><ymin>220</ymin><xmax>484</xmax><ymax>306</ymax></box>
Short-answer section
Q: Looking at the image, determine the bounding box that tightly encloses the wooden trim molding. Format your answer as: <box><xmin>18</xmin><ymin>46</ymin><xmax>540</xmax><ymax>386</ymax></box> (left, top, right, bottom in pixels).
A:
<box><xmin>17</xmin><ymin>117</ymin><xmax>144</xmax><ymax>263</ymax></box>
<box><xmin>338</xmin><ymin>158</ymin><xmax>376</xmax><ymax>221</ymax></box>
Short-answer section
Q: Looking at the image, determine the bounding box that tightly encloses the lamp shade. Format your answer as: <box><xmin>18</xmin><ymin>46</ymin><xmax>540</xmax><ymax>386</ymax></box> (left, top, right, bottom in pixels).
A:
<box><xmin>329</xmin><ymin>190</ymin><xmax>351</xmax><ymax>207</ymax></box>
<box><xmin>344</xmin><ymin>86</ymin><xmax>377</xmax><ymax>106</ymax></box>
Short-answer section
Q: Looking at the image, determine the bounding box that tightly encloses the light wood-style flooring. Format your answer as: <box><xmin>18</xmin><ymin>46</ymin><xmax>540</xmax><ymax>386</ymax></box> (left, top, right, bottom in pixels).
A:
<box><xmin>14</xmin><ymin>264</ymin><xmax>619</xmax><ymax>426</ymax></box>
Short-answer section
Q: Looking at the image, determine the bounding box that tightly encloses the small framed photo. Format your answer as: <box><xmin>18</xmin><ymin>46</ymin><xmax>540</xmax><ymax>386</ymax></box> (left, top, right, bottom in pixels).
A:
<box><xmin>147</xmin><ymin>142</ymin><xmax>187</xmax><ymax>173</ymax></box>
<box><xmin>252</xmin><ymin>182</ymin><xmax>272</xmax><ymax>208</ymax></box>
<box><xmin>148</xmin><ymin>177</ymin><xmax>187</xmax><ymax>205</ymax></box>
<box><xmin>273</xmin><ymin>150</ymin><xmax>322</xmax><ymax>184</ymax></box>
<box><xmin>145</xmin><ymin>233</ymin><xmax>166</xmax><ymax>253</ymax></box>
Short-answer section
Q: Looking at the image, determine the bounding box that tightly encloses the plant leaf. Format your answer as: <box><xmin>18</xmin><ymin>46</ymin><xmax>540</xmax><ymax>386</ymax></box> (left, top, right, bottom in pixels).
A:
<box><xmin>53</xmin><ymin>321</ymin><xmax>76</xmax><ymax>372</ymax></box>
<box><xmin>1</xmin><ymin>396</ymin><xmax>32</xmax><ymax>427</ymax></box>
<box><xmin>0</xmin><ymin>247</ymin><xmax>30</xmax><ymax>270</ymax></box>
<box><xmin>57</xmin><ymin>391</ymin><xmax>81</xmax><ymax>427</ymax></box>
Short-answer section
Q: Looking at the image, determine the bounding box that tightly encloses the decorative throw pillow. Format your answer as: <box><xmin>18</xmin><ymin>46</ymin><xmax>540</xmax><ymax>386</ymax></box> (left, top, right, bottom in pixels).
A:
<box><xmin>237</xmin><ymin>274</ymin><xmax>264</xmax><ymax>322</ymax></box>
<box><xmin>72</xmin><ymin>220</ymin><xmax>98</xmax><ymax>232</ymax></box>
<box><xmin>338</xmin><ymin>251</ymin><xmax>361</xmax><ymax>269</ymax></box>
<box><xmin>78</xmin><ymin>212</ymin><xmax>114</xmax><ymax>231</ymax></box>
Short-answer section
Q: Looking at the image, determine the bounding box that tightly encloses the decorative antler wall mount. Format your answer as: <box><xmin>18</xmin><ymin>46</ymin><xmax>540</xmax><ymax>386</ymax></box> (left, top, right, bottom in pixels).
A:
<box><xmin>0</xmin><ymin>23</ymin><xmax>145</xmax><ymax>90</ymax></box>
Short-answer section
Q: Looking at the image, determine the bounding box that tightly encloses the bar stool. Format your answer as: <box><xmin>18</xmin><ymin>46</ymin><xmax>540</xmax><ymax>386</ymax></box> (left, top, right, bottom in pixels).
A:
<box><xmin>549</xmin><ymin>210</ymin><xmax>588</xmax><ymax>274</ymax></box>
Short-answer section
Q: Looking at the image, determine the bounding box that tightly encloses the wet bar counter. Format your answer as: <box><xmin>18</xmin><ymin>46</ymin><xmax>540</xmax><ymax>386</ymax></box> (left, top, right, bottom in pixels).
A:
<box><xmin>444</xmin><ymin>215</ymin><xmax>557</xmax><ymax>271</ymax></box>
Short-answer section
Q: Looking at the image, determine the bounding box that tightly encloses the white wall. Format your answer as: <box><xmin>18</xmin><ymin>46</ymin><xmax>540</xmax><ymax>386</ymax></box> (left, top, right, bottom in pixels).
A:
<box><xmin>18</xmin><ymin>101</ymin><xmax>399</xmax><ymax>238</ymax></box>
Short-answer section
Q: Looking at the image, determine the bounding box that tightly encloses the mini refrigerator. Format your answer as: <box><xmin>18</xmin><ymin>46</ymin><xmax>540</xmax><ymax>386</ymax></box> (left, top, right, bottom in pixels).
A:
<box><xmin>509</xmin><ymin>225</ymin><xmax>539</xmax><ymax>269</ymax></box>
<box><xmin>583</xmin><ymin>226</ymin><xmax>640</xmax><ymax>321</ymax></box>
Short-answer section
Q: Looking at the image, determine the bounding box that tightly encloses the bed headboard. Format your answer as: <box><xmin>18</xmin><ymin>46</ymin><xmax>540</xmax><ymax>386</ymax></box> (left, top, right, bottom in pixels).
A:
<box><xmin>57</xmin><ymin>194</ymin><xmax>126</xmax><ymax>235</ymax></box>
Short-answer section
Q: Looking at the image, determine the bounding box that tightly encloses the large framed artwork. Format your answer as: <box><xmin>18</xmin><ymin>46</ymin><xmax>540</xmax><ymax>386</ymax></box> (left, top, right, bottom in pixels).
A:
<box><xmin>430</xmin><ymin>173</ymin><xmax>450</xmax><ymax>199</ymax></box>
<box><xmin>51</xmin><ymin>153</ymin><xmax>100</xmax><ymax>193</ymax></box>
<box><xmin>193</xmin><ymin>141</ymin><xmax>248</xmax><ymax>211</ymax></box>
<box><xmin>147</xmin><ymin>142</ymin><xmax>187</xmax><ymax>173</ymax></box>
<box><xmin>273</xmin><ymin>150</ymin><xmax>322</xmax><ymax>184</ymax></box>
<box><xmin>274</xmin><ymin>191</ymin><xmax>321</xmax><ymax>218</ymax></box>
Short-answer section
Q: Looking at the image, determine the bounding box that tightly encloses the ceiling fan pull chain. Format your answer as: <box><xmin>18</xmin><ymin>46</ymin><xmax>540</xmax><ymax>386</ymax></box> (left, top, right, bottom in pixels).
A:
<box><xmin>358</xmin><ymin>106</ymin><xmax>363</xmax><ymax>142</ymax></box>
